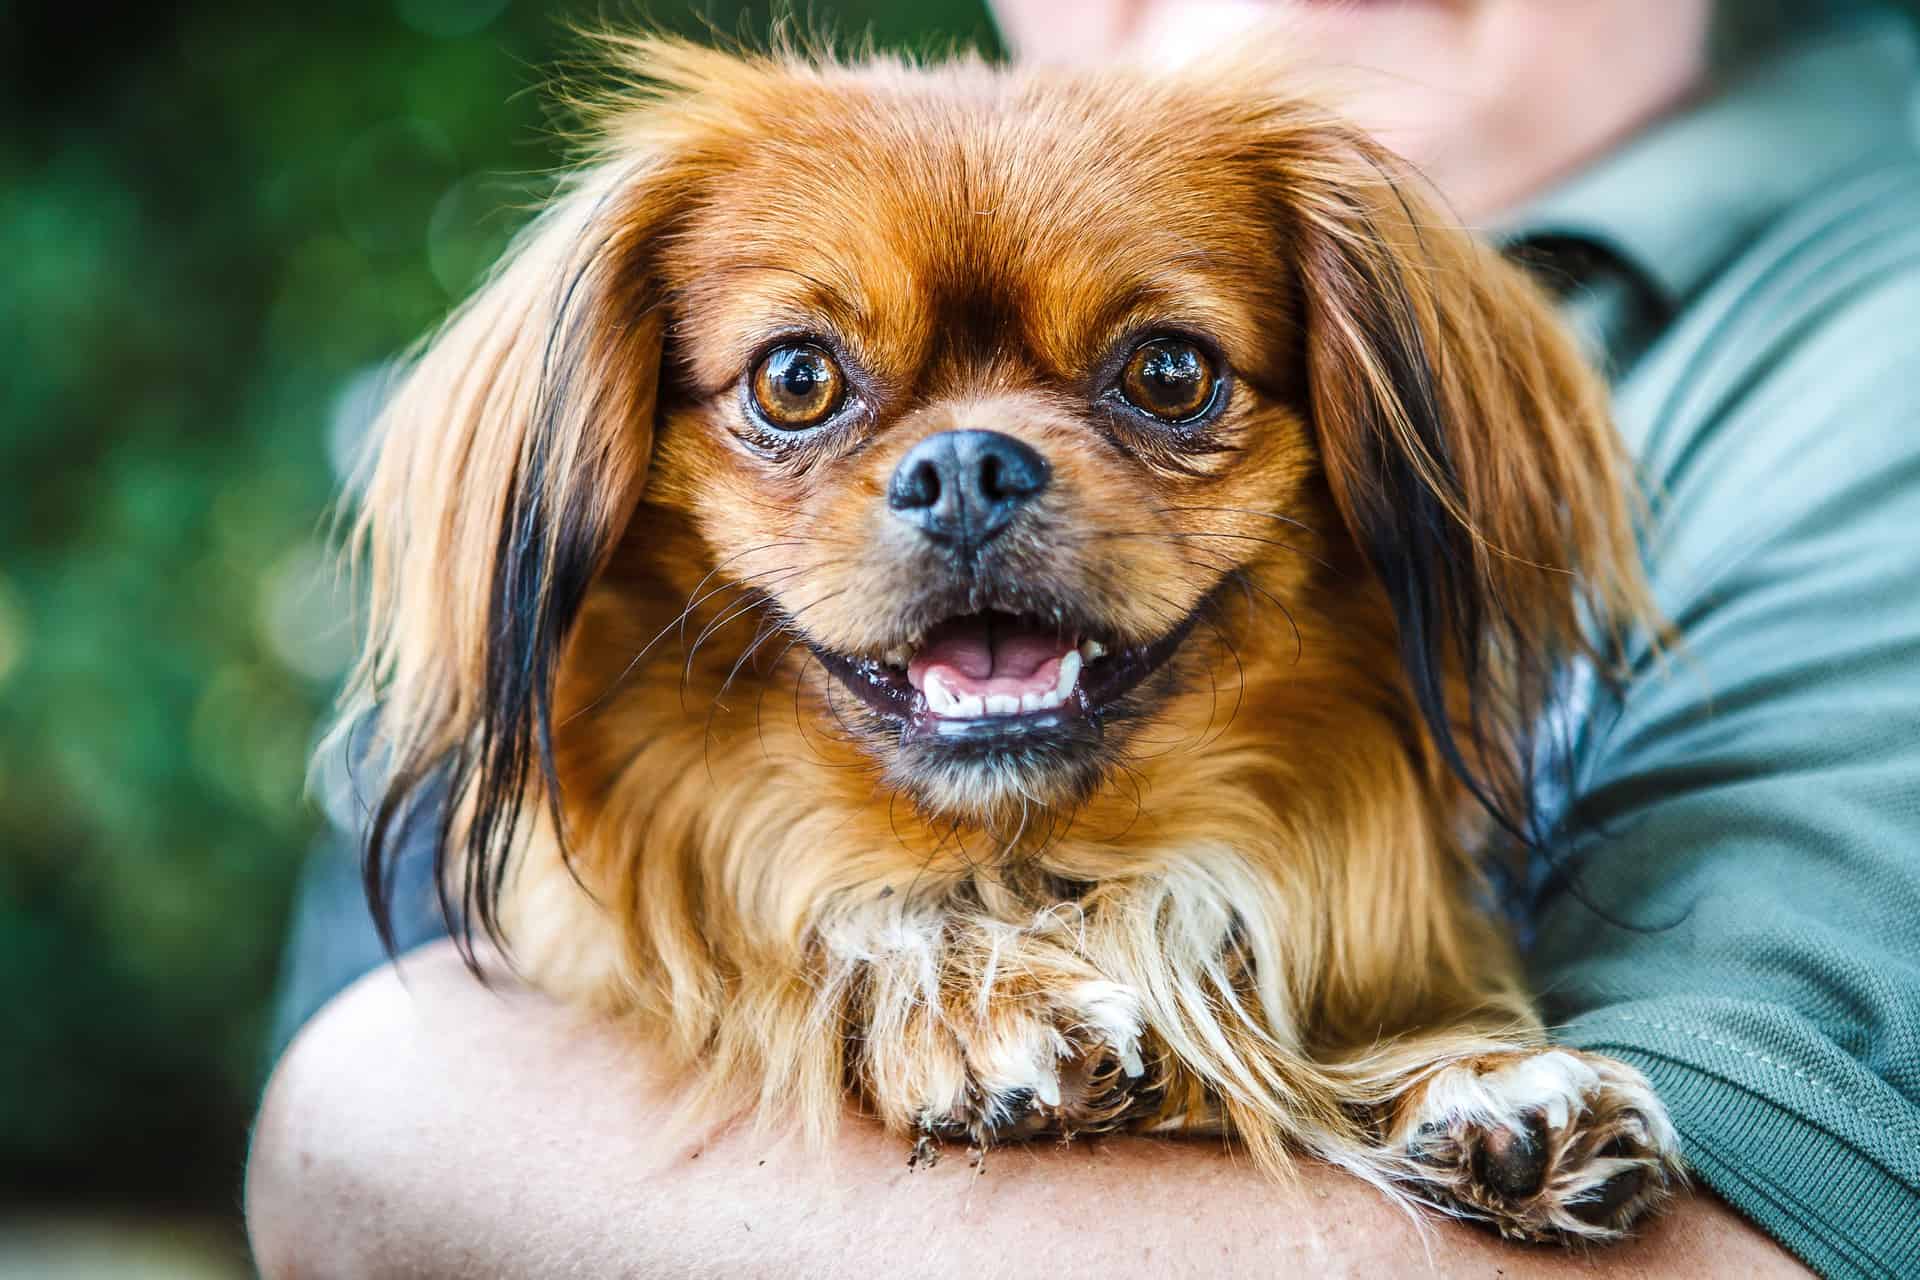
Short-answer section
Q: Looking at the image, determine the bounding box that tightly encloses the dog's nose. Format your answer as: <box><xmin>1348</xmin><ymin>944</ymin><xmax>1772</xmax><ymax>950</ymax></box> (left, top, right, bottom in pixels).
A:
<box><xmin>887</xmin><ymin>429</ymin><xmax>1050</xmax><ymax>554</ymax></box>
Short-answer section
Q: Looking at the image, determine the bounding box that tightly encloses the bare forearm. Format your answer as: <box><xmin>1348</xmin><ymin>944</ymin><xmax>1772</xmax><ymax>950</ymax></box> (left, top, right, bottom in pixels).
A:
<box><xmin>247</xmin><ymin>940</ymin><xmax>1804</xmax><ymax>1279</ymax></box>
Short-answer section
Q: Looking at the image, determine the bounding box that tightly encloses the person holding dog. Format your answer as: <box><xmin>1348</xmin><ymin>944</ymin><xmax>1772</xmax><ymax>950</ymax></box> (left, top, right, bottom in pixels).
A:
<box><xmin>250</xmin><ymin>2</ymin><xmax>1920</xmax><ymax>1275</ymax></box>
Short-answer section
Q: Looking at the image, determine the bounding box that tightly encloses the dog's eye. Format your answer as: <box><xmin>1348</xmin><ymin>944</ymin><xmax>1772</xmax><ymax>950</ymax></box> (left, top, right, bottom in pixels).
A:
<box><xmin>1119</xmin><ymin>338</ymin><xmax>1218</xmax><ymax>423</ymax></box>
<box><xmin>750</xmin><ymin>343</ymin><xmax>846</xmax><ymax>430</ymax></box>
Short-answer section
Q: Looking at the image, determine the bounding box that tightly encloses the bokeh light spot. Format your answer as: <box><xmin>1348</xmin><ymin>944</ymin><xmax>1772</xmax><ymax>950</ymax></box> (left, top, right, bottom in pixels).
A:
<box><xmin>257</xmin><ymin>540</ymin><xmax>357</xmax><ymax>684</ymax></box>
<box><xmin>336</xmin><ymin>118</ymin><xmax>458</xmax><ymax>260</ymax></box>
<box><xmin>0</xmin><ymin>573</ymin><xmax>27</xmax><ymax>687</ymax></box>
<box><xmin>396</xmin><ymin>0</ymin><xmax>511</xmax><ymax>39</ymax></box>
<box><xmin>427</xmin><ymin>172</ymin><xmax>525</xmax><ymax>297</ymax></box>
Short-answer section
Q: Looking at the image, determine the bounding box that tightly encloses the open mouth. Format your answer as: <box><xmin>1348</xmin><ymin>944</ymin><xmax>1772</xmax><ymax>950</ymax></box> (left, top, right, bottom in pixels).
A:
<box><xmin>812</xmin><ymin>609</ymin><xmax>1199</xmax><ymax>745</ymax></box>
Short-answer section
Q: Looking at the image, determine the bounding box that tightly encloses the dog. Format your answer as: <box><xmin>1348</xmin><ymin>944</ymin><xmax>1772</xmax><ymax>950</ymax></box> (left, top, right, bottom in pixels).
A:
<box><xmin>344</xmin><ymin>35</ymin><xmax>1682</xmax><ymax>1242</ymax></box>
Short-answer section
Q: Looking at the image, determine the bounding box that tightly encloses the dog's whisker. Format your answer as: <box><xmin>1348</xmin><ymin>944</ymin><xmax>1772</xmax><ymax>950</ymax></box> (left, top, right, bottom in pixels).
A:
<box><xmin>674</xmin><ymin>540</ymin><xmax>817</xmax><ymax>648</ymax></box>
<box><xmin>1200</xmin><ymin>596</ymin><xmax>1249</xmax><ymax>750</ymax></box>
<box><xmin>682</xmin><ymin>596</ymin><xmax>775</xmax><ymax>711</ymax></box>
<box><xmin>1228</xmin><ymin>567</ymin><xmax>1304</xmax><ymax>668</ymax></box>
<box><xmin>702</xmin><ymin>612</ymin><xmax>784</xmax><ymax>773</ymax></box>
<box><xmin>565</xmin><ymin>555</ymin><xmax>808</xmax><ymax>727</ymax></box>
<box><xmin>1075</xmin><ymin>527</ymin><xmax>1336</xmax><ymax>574</ymax></box>
<box><xmin>1151</xmin><ymin>504</ymin><xmax>1318</xmax><ymax>534</ymax></box>
<box><xmin>706</xmin><ymin>582</ymin><xmax>852</xmax><ymax>751</ymax></box>
<box><xmin>680</xmin><ymin>563</ymin><xmax>808</xmax><ymax>658</ymax></box>
<box><xmin>715</xmin><ymin>608</ymin><xmax>794</xmax><ymax>707</ymax></box>
<box><xmin>751</xmin><ymin>638</ymin><xmax>795</xmax><ymax>764</ymax></box>
<box><xmin>683</xmin><ymin>572</ymin><xmax>811</xmax><ymax>683</ymax></box>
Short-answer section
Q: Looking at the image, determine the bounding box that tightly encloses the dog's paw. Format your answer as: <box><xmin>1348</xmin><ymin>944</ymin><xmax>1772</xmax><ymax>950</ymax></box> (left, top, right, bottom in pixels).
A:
<box><xmin>875</xmin><ymin>978</ymin><xmax>1156</xmax><ymax>1150</ymax></box>
<box><xmin>1396</xmin><ymin>1048</ymin><xmax>1682</xmax><ymax>1242</ymax></box>
<box><xmin>962</xmin><ymin>979</ymin><xmax>1154</xmax><ymax>1142</ymax></box>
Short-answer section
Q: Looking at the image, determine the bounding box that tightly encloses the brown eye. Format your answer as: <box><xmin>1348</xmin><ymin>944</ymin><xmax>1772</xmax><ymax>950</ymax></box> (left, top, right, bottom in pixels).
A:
<box><xmin>750</xmin><ymin>343</ymin><xmax>845</xmax><ymax>430</ymax></box>
<box><xmin>1119</xmin><ymin>337</ymin><xmax>1218</xmax><ymax>422</ymax></box>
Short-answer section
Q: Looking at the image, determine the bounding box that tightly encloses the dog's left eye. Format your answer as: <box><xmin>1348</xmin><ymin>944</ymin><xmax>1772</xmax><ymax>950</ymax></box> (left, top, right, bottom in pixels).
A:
<box><xmin>1119</xmin><ymin>338</ymin><xmax>1219</xmax><ymax>423</ymax></box>
<box><xmin>750</xmin><ymin>343</ymin><xmax>846</xmax><ymax>430</ymax></box>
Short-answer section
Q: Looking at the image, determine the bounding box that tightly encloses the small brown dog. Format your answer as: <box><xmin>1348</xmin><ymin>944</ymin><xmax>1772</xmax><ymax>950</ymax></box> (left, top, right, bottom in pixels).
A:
<box><xmin>348</xmin><ymin>36</ymin><xmax>1681</xmax><ymax>1241</ymax></box>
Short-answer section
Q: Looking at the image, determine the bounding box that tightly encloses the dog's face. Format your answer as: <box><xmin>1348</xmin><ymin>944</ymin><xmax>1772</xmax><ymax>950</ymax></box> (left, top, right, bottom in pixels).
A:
<box><xmin>351</xmin><ymin>42</ymin><xmax>1642</xmax><ymax>925</ymax></box>
<box><xmin>642</xmin><ymin>67</ymin><xmax>1319</xmax><ymax>815</ymax></box>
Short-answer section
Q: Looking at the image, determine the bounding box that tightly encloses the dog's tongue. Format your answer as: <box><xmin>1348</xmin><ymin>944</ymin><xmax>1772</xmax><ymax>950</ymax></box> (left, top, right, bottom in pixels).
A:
<box><xmin>907</xmin><ymin>614</ymin><xmax>1071</xmax><ymax>696</ymax></box>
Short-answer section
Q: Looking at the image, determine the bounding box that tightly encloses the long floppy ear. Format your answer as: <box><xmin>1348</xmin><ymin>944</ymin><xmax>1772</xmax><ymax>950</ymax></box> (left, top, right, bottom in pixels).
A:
<box><xmin>344</xmin><ymin>162</ymin><xmax>668</xmax><ymax>954</ymax></box>
<box><xmin>1289</xmin><ymin>134</ymin><xmax>1650</xmax><ymax>844</ymax></box>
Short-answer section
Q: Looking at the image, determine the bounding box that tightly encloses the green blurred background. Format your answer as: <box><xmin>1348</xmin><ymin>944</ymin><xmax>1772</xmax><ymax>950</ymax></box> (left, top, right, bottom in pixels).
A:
<box><xmin>0</xmin><ymin>0</ymin><xmax>994</xmax><ymax>1268</ymax></box>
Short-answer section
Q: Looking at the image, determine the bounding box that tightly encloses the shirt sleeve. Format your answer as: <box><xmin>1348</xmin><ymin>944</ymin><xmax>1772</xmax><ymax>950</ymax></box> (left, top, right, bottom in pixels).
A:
<box><xmin>267</xmin><ymin>724</ymin><xmax>450</xmax><ymax>1061</ymax></box>
<box><xmin>1530</xmin><ymin>185</ymin><xmax>1920</xmax><ymax>1280</ymax></box>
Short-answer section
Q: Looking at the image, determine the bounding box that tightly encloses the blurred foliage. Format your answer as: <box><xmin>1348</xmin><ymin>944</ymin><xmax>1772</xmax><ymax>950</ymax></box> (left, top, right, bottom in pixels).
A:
<box><xmin>0</xmin><ymin>0</ymin><xmax>996</xmax><ymax>1214</ymax></box>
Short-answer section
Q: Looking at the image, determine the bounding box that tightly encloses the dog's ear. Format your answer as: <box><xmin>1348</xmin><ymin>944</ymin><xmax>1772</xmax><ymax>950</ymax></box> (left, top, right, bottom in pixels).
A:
<box><xmin>1287</xmin><ymin>133</ymin><xmax>1650</xmax><ymax>839</ymax></box>
<box><xmin>346</xmin><ymin>163</ymin><xmax>670</xmax><ymax>952</ymax></box>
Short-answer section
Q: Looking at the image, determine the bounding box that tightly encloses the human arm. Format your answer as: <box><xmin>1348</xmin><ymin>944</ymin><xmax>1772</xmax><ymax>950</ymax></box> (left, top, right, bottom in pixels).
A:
<box><xmin>246</xmin><ymin>939</ymin><xmax>1804</xmax><ymax>1279</ymax></box>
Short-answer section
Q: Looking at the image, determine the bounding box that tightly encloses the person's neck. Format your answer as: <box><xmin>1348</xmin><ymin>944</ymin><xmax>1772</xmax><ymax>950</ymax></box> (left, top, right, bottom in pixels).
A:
<box><xmin>1460</xmin><ymin>71</ymin><xmax>1711</xmax><ymax>222</ymax></box>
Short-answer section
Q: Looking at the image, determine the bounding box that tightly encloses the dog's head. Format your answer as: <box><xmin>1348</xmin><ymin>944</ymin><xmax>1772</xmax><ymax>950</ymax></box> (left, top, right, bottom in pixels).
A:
<box><xmin>349</xmin><ymin>39</ymin><xmax>1644</xmax><ymax>937</ymax></box>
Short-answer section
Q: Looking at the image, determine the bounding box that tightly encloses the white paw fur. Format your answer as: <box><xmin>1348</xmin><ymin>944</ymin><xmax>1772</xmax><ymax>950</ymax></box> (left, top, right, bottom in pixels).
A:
<box><xmin>1396</xmin><ymin>1049</ymin><xmax>1683</xmax><ymax>1241</ymax></box>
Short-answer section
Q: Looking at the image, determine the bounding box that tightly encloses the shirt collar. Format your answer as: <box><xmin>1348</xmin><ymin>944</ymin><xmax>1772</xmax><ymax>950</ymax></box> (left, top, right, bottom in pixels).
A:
<box><xmin>1503</xmin><ymin>8</ymin><xmax>1920</xmax><ymax>310</ymax></box>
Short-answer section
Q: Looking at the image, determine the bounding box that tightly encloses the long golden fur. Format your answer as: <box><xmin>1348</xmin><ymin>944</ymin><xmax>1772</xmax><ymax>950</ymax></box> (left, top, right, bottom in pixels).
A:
<box><xmin>345</xmin><ymin>35</ymin><xmax>1680</xmax><ymax>1242</ymax></box>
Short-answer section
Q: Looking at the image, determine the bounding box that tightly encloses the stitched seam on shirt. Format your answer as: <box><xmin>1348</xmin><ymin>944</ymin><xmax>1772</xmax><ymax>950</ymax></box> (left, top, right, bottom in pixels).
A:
<box><xmin>1612</xmin><ymin>1044</ymin><xmax>1920</xmax><ymax>1279</ymax></box>
<box><xmin>1593</xmin><ymin>1040</ymin><xmax>1920</xmax><ymax>1233</ymax></box>
<box><xmin>1598</xmin><ymin>1014</ymin><xmax>1844</xmax><ymax>1096</ymax></box>
<box><xmin>1587</xmin><ymin>1013</ymin><xmax>1920</xmax><ymax>1150</ymax></box>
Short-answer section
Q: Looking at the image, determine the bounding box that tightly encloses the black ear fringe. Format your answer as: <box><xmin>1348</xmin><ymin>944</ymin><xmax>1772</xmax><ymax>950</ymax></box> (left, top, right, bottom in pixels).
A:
<box><xmin>360</xmin><ymin>254</ymin><xmax>625</xmax><ymax>969</ymax></box>
<box><xmin>1339</xmin><ymin>243</ymin><xmax>1557</xmax><ymax>858</ymax></box>
<box><xmin>1351</xmin><ymin>264</ymin><xmax>1543</xmax><ymax>825</ymax></box>
<box><xmin>1333</xmin><ymin>225</ymin><xmax>1658</xmax><ymax>937</ymax></box>
<box><xmin>359</xmin><ymin>743</ymin><xmax>462</xmax><ymax>959</ymax></box>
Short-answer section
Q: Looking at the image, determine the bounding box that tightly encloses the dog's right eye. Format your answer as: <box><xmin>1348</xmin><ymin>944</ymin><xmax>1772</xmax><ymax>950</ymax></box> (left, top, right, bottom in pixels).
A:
<box><xmin>1118</xmin><ymin>337</ymin><xmax>1219</xmax><ymax>424</ymax></box>
<box><xmin>749</xmin><ymin>343</ymin><xmax>846</xmax><ymax>430</ymax></box>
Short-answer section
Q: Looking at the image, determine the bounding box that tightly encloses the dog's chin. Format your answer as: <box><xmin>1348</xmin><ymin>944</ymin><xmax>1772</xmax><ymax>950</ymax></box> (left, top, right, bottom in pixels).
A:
<box><xmin>808</xmin><ymin>604</ymin><xmax>1204</xmax><ymax>818</ymax></box>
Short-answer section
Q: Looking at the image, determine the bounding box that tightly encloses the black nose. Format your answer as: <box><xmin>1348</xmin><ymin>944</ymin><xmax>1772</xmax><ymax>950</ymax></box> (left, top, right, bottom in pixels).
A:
<box><xmin>887</xmin><ymin>429</ymin><xmax>1050</xmax><ymax>555</ymax></box>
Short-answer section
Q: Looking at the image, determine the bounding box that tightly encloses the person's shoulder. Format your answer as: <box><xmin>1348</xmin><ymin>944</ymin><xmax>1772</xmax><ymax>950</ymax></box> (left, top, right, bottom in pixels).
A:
<box><xmin>1624</xmin><ymin>158</ymin><xmax>1920</xmax><ymax>470</ymax></box>
<box><xmin>1677</xmin><ymin>157</ymin><xmax>1920</xmax><ymax>370</ymax></box>
<box><xmin>1752</xmin><ymin>159</ymin><xmax>1920</xmax><ymax>302</ymax></box>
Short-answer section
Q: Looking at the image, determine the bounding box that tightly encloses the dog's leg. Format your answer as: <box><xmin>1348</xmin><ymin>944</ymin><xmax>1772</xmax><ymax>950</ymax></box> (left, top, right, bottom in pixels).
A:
<box><xmin>827</xmin><ymin>901</ymin><xmax>1159</xmax><ymax>1150</ymax></box>
<box><xmin>1292</xmin><ymin>903</ymin><xmax>1682</xmax><ymax>1241</ymax></box>
<box><xmin>1058</xmin><ymin>843</ymin><xmax>1683</xmax><ymax>1240</ymax></box>
<box><xmin>1350</xmin><ymin>1039</ymin><xmax>1685</xmax><ymax>1242</ymax></box>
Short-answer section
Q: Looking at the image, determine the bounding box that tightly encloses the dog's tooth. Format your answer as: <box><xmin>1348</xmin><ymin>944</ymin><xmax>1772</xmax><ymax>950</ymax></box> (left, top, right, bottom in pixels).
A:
<box><xmin>1035</xmin><ymin>1074</ymin><xmax>1062</xmax><ymax>1108</ymax></box>
<box><xmin>1039</xmin><ymin>690</ymin><xmax>1062</xmax><ymax>709</ymax></box>
<box><xmin>951</xmin><ymin>692</ymin><xmax>985</xmax><ymax>718</ymax></box>
<box><xmin>985</xmin><ymin>694</ymin><xmax>1020</xmax><ymax>716</ymax></box>
<box><xmin>884</xmin><ymin>645</ymin><xmax>911</xmax><ymax>667</ymax></box>
<box><xmin>1079</xmin><ymin>638</ymin><xmax>1108</xmax><ymax>662</ymax></box>
<box><xmin>924</xmin><ymin>671</ymin><xmax>956</xmax><ymax>714</ymax></box>
<box><xmin>1020</xmin><ymin>691</ymin><xmax>1044</xmax><ymax>713</ymax></box>
<box><xmin>1119</xmin><ymin>1046</ymin><xmax>1145</xmax><ymax>1079</ymax></box>
<box><xmin>1054</xmin><ymin>649</ymin><xmax>1082</xmax><ymax>700</ymax></box>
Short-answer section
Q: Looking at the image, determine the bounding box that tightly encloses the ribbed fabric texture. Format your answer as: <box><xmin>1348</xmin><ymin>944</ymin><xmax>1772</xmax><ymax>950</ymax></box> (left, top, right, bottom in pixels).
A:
<box><xmin>1523</xmin><ymin>145</ymin><xmax>1920</xmax><ymax>1278</ymax></box>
